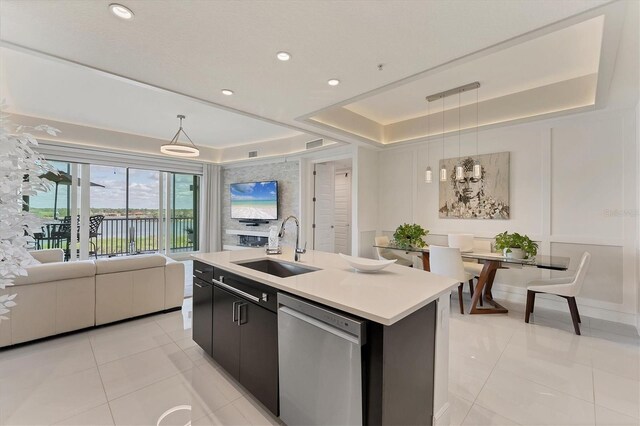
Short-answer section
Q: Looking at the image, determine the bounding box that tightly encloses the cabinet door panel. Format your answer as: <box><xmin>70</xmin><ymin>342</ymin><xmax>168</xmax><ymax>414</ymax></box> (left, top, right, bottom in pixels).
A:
<box><xmin>192</xmin><ymin>278</ymin><xmax>212</xmax><ymax>356</ymax></box>
<box><xmin>212</xmin><ymin>286</ymin><xmax>240</xmax><ymax>379</ymax></box>
<box><xmin>240</xmin><ymin>302</ymin><xmax>279</xmax><ymax>415</ymax></box>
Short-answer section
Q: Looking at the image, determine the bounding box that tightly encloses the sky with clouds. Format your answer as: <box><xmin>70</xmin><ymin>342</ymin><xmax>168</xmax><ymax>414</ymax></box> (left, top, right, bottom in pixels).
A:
<box><xmin>31</xmin><ymin>163</ymin><xmax>196</xmax><ymax>210</ymax></box>
<box><xmin>230</xmin><ymin>181</ymin><xmax>278</xmax><ymax>201</ymax></box>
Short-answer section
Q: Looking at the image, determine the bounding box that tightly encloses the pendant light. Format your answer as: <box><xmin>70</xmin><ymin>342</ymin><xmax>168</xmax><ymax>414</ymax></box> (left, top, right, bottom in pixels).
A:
<box><xmin>425</xmin><ymin>99</ymin><xmax>433</xmax><ymax>184</ymax></box>
<box><xmin>455</xmin><ymin>92</ymin><xmax>464</xmax><ymax>181</ymax></box>
<box><xmin>439</xmin><ymin>96</ymin><xmax>447</xmax><ymax>182</ymax></box>
<box><xmin>473</xmin><ymin>87</ymin><xmax>481</xmax><ymax>179</ymax></box>
<box><xmin>161</xmin><ymin>115</ymin><xmax>200</xmax><ymax>157</ymax></box>
<box><xmin>426</xmin><ymin>82</ymin><xmax>481</xmax><ymax>182</ymax></box>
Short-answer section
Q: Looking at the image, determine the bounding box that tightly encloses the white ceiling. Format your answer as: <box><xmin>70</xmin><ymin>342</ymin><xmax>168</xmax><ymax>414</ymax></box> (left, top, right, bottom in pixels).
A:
<box><xmin>343</xmin><ymin>15</ymin><xmax>604</xmax><ymax>125</ymax></box>
<box><xmin>0</xmin><ymin>47</ymin><xmax>302</xmax><ymax>148</ymax></box>
<box><xmin>0</xmin><ymin>0</ymin><xmax>613</xmax><ymax>147</ymax></box>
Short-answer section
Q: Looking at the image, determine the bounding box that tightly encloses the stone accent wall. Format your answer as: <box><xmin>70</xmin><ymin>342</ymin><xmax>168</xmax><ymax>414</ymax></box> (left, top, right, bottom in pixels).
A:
<box><xmin>222</xmin><ymin>161</ymin><xmax>300</xmax><ymax>248</ymax></box>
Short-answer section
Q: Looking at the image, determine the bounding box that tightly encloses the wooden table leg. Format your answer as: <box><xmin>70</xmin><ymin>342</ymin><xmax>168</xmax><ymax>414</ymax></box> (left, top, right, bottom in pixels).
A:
<box><xmin>469</xmin><ymin>260</ymin><xmax>508</xmax><ymax>314</ymax></box>
<box><xmin>421</xmin><ymin>252</ymin><xmax>430</xmax><ymax>271</ymax></box>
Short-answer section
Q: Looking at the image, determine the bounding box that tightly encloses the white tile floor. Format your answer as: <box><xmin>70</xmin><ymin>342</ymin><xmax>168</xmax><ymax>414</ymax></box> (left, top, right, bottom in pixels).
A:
<box><xmin>0</xmin><ymin>295</ymin><xmax>638</xmax><ymax>426</ymax></box>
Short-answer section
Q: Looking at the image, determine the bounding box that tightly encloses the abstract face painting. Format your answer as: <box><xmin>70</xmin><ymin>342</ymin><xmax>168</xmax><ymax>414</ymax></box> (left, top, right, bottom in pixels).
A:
<box><xmin>439</xmin><ymin>152</ymin><xmax>510</xmax><ymax>219</ymax></box>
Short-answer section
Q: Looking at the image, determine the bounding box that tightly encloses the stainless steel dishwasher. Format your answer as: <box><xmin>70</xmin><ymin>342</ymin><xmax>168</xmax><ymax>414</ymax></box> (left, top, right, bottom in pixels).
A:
<box><xmin>277</xmin><ymin>293</ymin><xmax>366</xmax><ymax>426</ymax></box>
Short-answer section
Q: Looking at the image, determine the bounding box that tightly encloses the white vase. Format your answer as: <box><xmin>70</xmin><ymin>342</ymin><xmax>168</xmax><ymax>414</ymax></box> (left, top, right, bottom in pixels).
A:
<box><xmin>504</xmin><ymin>248</ymin><xmax>526</xmax><ymax>259</ymax></box>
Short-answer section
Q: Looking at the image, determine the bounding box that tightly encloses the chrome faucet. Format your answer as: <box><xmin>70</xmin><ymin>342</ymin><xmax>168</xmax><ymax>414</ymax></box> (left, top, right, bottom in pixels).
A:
<box><xmin>278</xmin><ymin>215</ymin><xmax>306</xmax><ymax>261</ymax></box>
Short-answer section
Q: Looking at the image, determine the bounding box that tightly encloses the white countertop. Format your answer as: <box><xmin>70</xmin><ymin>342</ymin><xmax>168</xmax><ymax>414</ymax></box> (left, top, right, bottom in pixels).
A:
<box><xmin>192</xmin><ymin>248</ymin><xmax>459</xmax><ymax>326</ymax></box>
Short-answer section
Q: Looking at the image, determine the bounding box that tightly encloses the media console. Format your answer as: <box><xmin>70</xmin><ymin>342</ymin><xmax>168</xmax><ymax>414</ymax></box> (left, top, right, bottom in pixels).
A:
<box><xmin>224</xmin><ymin>229</ymin><xmax>269</xmax><ymax>250</ymax></box>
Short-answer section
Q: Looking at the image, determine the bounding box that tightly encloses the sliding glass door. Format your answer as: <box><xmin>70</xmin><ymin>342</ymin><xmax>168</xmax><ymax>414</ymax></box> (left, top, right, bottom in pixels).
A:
<box><xmin>27</xmin><ymin>160</ymin><xmax>72</xmax><ymax>221</ymax></box>
<box><xmin>89</xmin><ymin>166</ymin><xmax>163</xmax><ymax>256</ymax></box>
<box><xmin>27</xmin><ymin>162</ymin><xmax>201</xmax><ymax>259</ymax></box>
<box><xmin>170</xmin><ymin>173</ymin><xmax>200</xmax><ymax>253</ymax></box>
<box><xmin>89</xmin><ymin>165</ymin><xmax>127</xmax><ymax>256</ymax></box>
<box><xmin>128</xmin><ymin>168</ymin><xmax>161</xmax><ymax>253</ymax></box>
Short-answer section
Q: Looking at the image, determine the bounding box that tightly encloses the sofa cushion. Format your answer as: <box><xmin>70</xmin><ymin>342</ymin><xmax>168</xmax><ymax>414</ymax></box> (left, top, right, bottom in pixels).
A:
<box><xmin>29</xmin><ymin>249</ymin><xmax>64</xmax><ymax>264</ymax></box>
<box><xmin>95</xmin><ymin>254</ymin><xmax>166</xmax><ymax>275</ymax></box>
<box><xmin>14</xmin><ymin>261</ymin><xmax>96</xmax><ymax>286</ymax></box>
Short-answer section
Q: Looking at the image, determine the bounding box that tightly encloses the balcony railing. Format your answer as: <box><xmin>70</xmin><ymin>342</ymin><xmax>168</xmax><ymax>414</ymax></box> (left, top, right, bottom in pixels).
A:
<box><xmin>95</xmin><ymin>217</ymin><xmax>195</xmax><ymax>256</ymax></box>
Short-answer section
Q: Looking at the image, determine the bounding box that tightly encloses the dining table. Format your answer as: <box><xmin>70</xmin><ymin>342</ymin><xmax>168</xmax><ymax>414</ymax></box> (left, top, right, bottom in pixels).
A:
<box><xmin>373</xmin><ymin>243</ymin><xmax>570</xmax><ymax>314</ymax></box>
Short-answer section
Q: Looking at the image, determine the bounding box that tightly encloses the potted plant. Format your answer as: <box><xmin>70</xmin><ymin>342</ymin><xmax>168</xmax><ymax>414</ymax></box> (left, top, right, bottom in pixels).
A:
<box><xmin>392</xmin><ymin>223</ymin><xmax>428</xmax><ymax>249</ymax></box>
<box><xmin>494</xmin><ymin>231</ymin><xmax>538</xmax><ymax>259</ymax></box>
<box><xmin>0</xmin><ymin>111</ymin><xmax>58</xmax><ymax>320</ymax></box>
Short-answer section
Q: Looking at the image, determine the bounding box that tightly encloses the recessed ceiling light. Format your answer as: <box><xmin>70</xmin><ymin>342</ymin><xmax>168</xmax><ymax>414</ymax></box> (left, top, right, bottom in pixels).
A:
<box><xmin>276</xmin><ymin>51</ymin><xmax>291</xmax><ymax>61</ymax></box>
<box><xmin>328</xmin><ymin>79</ymin><xmax>340</xmax><ymax>86</ymax></box>
<box><xmin>221</xmin><ymin>89</ymin><xmax>234</xmax><ymax>96</ymax></box>
<box><xmin>109</xmin><ymin>3</ymin><xmax>134</xmax><ymax>20</ymax></box>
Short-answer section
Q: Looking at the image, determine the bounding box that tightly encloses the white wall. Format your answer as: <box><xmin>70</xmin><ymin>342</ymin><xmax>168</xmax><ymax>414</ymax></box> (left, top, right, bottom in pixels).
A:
<box><xmin>376</xmin><ymin>107</ymin><xmax>638</xmax><ymax>325</ymax></box>
<box><xmin>354</xmin><ymin>146</ymin><xmax>379</xmax><ymax>258</ymax></box>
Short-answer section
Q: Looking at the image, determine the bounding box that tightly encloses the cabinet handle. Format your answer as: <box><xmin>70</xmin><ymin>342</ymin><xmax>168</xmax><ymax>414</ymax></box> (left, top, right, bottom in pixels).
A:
<box><xmin>212</xmin><ymin>278</ymin><xmax>260</xmax><ymax>303</ymax></box>
<box><xmin>237</xmin><ymin>302</ymin><xmax>248</xmax><ymax>325</ymax></box>
<box><xmin>194</xmin><ymin>282</ymin><xmax>203</xmax><ymax>288</ymax></box>
<box><xmin>232</xmin><ymin>301</ymin><xmax>239</xmax><ymax>323</ymax></box>
<box><xmin>194</xmin><ymin>269</ymin><xmax>204</xmax><ymax>274</ymax></box>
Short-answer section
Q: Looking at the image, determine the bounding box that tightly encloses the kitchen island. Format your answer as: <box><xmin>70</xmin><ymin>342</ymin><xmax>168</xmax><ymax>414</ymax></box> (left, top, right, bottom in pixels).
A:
<box><xmin>192</xmin><ymin>248</ymin><xmax>458</xmax><ymax>425</ymax></box>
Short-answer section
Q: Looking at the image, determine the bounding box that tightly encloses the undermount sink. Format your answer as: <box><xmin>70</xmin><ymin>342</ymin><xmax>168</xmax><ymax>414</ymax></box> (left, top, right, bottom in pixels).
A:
<box><xmin>234</xmin><ymin>259</ymin><xmax>319</xmax><ymax>278</ymax></box>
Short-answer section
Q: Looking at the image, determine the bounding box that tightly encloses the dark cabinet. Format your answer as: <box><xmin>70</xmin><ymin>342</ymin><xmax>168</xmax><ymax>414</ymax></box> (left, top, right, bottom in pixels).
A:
<box><xmin>192</xmin><ymin>277</ymin><xmax>213</xmax><ymax>356</ymax></box>
<box><xmin>212</xmin><ymin>285</ymin><xmax>241</xmax><ymax>379</ymax></box>
<box><xmin>239</xmin><ymin>300</ymin><xmax>279</xmax><ymax>414</ymax></box>
<box><xmin>211</xmin><ymin>271</ymin><xmax>279</xmax><ymax>415</ymax></box>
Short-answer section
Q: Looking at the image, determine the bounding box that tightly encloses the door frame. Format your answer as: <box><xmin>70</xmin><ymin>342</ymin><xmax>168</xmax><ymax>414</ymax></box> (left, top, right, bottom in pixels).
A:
<box><xmin>304</xmin><ymin>154</ymin><xmax>354</xmax><ymax>255</ymax></box>
<box><xmin>333</xmin><ymin>167</ymin><xmax>352</xmax><ymax>255</ymax></box>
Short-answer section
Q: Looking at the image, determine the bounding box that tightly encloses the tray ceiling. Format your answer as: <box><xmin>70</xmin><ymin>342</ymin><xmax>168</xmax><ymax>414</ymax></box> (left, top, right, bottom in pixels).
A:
<box><xmin>0</xmin><ymin>0</ymin><xmax>616</xmax><ymax>148</ymax></box>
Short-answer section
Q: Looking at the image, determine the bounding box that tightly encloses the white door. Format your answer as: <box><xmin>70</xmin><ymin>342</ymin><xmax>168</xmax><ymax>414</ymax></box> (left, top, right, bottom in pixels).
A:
<box><xmin>334</xmin><ymin>170</ymin><xmax>352</xmax><ymax>254</ymax></box>
<box><xmin>313</xmin><ymin>163</ymin><xmax>335</xmax><ymax>252</ymax></box>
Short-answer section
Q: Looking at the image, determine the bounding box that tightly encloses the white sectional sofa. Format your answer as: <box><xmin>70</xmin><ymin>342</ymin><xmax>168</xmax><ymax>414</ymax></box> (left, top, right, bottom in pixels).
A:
<box><xmin>0</xmin><ymin>249</ymin><xmax>185</xmax><ymax>348</ymax></box>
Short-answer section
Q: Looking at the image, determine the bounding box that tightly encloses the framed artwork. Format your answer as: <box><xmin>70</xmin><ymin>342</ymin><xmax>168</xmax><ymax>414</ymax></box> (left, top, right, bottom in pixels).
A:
<box><xmin>439</xmin><ymin>152</ymin><xmax>510</xmax><ymax>219</ymax></box>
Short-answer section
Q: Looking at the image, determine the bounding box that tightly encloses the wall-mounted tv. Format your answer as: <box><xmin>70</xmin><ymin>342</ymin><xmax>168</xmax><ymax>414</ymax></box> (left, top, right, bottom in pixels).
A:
<box><xmin>230</xmin><ymin>180</ymin><xmax>278</xmax><ymax>220</ymax></box>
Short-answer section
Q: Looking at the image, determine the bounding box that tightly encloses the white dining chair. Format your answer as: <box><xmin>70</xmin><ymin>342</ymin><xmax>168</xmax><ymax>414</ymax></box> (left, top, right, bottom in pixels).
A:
<box><xmin>429</xmin><ymin>245</ymin><xmax>474</xmax><ymax>314</ymax></box>
<box><xmin>525</xmin><ymin>252</ymin><xmax>591</xmax><ymax>335</ymax></box>
<box><xmin>374</xmin><ymin>235</ymin><xmax>413</xmax><ymax>267</ymax></box>
<box><xmin>473</xmin><ymin>240</ymin><xmax>492</xmax><ymax>253</ymax></box>
<box><xmin>448</xmin><ymin>234</ymin><xmax>474</xmax><ymax>252</ymax></box>
<box><xmin>464</xmin><ymin>239</ymin><xmax>492</xmax><ymax>275</ymax></box>
<box><xmin>448</xmin><ymin>234</ymin><xmax>488</xmax><ymax>303</ymax></box>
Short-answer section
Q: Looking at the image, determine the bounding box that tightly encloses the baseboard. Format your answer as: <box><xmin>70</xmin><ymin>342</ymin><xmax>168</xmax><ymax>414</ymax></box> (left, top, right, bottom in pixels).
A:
<box><xmin>490</xmin><ymin>283</ymin><xmax>638</xmax><ymax>327</ymax></box>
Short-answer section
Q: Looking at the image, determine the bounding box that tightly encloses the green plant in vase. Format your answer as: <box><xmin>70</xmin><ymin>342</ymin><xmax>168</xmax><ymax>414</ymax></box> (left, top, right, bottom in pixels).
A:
<box><xmin>494</xmin><ymin>231</ymin><xmax>538</xmax><ymax>259</ymax></box>
<box><xmin>392</xmin><ymin>223</ymin><xmax>428</xmax><ymax>249</ymax></box>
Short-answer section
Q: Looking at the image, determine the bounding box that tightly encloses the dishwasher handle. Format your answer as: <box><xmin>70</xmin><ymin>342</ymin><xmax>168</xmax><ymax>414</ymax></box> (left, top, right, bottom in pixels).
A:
<box><xmin>279</xmin><ymin>306</ymin><xmax>363</xmax><ymax>345</ymax></box>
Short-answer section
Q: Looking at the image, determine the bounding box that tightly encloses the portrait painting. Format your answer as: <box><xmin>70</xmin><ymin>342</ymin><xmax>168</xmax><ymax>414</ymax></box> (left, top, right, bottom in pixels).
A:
<box><xmin>439</xmin><ymin>152</ymin><xmax>510</xmax><ymax>219</ymax></box>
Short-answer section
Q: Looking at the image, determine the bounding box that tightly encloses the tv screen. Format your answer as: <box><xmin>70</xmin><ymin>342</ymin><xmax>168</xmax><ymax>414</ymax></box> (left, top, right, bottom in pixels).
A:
<box><xmin>230</xmin><ymin>180</ymin><xmax>278</xmax><ymax>220</ymax></box>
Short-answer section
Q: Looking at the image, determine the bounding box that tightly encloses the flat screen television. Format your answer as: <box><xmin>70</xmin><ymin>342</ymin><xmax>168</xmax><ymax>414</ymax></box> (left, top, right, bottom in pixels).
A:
<box><xmin>230</xmin><ymin>180</ymin><xmax>278</xmax><ymax>220</ymax></box>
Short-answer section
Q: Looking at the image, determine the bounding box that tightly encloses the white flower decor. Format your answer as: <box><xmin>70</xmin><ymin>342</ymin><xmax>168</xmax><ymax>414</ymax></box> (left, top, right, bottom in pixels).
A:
<box><xmin>0</xmin><ymin>108</ymin><xmax>58</xmax><ymax>320</ymax></box>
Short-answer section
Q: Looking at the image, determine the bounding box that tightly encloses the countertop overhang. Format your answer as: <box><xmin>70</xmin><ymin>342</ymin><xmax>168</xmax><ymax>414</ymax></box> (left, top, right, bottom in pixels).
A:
<box><xmin>192</xmin><ymin>249</ymin><xmax>459</xmax><ymax>326</ymax></box>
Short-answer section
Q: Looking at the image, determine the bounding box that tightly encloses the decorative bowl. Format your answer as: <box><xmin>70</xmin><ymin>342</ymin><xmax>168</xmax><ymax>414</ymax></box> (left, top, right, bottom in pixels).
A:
<box><xmin>339</xmin><ymin>253</ymin><xmax>396</xmax><ymax>272</ymax></box>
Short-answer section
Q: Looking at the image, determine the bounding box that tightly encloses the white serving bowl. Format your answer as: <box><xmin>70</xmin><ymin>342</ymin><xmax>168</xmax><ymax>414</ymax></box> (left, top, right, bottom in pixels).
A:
<box><xmin>339</xmin><ymin>253</ymin><xmax>396</xmax><ymax>272</ymax></box>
